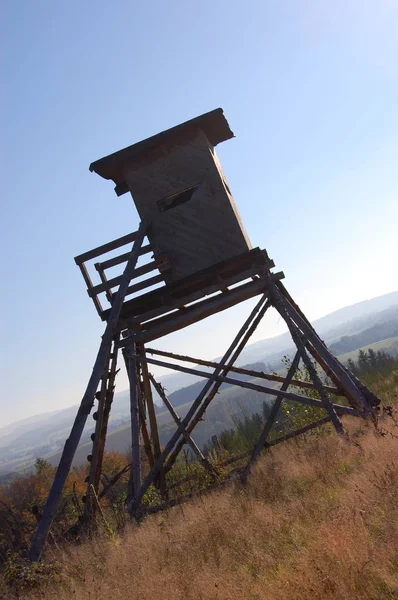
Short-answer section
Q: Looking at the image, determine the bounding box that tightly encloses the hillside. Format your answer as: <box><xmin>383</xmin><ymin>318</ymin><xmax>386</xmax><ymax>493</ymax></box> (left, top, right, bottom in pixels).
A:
<box><xmin>1</xmin><ymin>358</ymin><xmax>397</xmax><ymax>600</ymax></box>
<box><xmin>1</xmin><ymin>290</ymin><xmax>398</xmax><ymax>476</ymax></box>
<box><xmin>4</xmin><ymin>419</ymin><xmax>398</xmax><ymax>599</ymax></box>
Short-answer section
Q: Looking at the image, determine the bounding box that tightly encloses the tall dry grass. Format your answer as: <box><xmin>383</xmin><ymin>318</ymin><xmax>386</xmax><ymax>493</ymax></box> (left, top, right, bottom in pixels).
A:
<box><xmin>10</xmin><ymin>413</ymin><xmax>398</xmax><ymax>600</ymax></box>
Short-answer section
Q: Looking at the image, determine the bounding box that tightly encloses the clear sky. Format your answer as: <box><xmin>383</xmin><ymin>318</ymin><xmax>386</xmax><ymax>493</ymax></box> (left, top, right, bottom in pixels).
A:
<box><xmin>1</xmin><ymin>1</ymin><xmax>397</xmax><ymax>428</ymax></box>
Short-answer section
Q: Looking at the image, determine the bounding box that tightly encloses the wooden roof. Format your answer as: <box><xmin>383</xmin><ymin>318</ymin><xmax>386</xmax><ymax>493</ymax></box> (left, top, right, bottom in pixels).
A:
<box><xmin>89</xmin><ymin>108</ymin><xmax>234</xmax><ymax>186</ymax></box>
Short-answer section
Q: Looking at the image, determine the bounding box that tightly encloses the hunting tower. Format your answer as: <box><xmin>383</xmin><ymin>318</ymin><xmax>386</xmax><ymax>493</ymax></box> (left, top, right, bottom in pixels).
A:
<box><xmin>29</xmin><ymin>109</ymin><xmax>380</xmax><ymax>562</ymax></box>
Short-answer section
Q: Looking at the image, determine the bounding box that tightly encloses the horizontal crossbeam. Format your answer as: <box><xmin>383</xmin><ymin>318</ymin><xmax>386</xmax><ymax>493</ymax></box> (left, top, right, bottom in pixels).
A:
<box><xmin>74</xmin><ymin>231</ymin><xmax>141</xmax><ymax>265</ymax></box>
<box><xmin>98</xmin><ymin>244</ymin><xmax>152</xmax><ymax>270</ymax></box>
<box><xmin>133</xmin><ymin>354</ymin><xmax>367</xmax><ymax>417</ymax></box>
<box><xmin>142</xmin><ymin>347</ymin><xmax>344</xmax><ymax>396</ymax></box>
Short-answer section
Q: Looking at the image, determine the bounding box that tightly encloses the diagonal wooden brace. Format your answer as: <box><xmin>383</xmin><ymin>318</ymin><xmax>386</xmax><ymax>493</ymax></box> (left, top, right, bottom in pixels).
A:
<box><xmin>149</xmin><ymin>374</ymin><xmax>217</xmax><ymax>478</ymax></box>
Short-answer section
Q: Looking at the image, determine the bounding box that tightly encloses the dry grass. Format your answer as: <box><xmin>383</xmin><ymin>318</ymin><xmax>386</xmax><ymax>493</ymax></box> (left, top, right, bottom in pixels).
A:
<box><xmin>11</xmin><ymin>413</ymin><xmax>398</xmax><ymax>600</ymax></box>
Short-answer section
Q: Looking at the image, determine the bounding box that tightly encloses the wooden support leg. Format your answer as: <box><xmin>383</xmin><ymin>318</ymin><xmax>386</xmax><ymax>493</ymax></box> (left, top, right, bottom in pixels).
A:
<box><xmin>138</xmin><ymin>376</ymin><xmax>155</xmax><ymax>469</ymax></box>
<box><xmin>28</xmin><ymin>220</ymin><xmax>149</xmax><ymax>562</ymax></box>
<box><xmin>269</xmin><ymin>282</ymin><xmax>345</xmax><ymax>434</ymax></box>
<box><xmin>122</xmin><ymin>343</ymin><xmax>154</xmax><ymax>470</ymax></box>
<box><xmin>274</xmin><ymin>281</ymin><xmax>369</xmax><ymax>411</ymax></box>
<box><xmin>241</xmin><ymin>351</ymin><xmax>301</xmax><ymax>482</ymax></box>
<box><xmin>138</xmin><ymin>344</ymin><xmax>167</xmax><ymax>499</ymax></box>
<box><xmin>127</xmin><ymin>293</ymin><xmax>270</xmax><ymax>514</ymax></box>
<box><xmin>125</xmin><ymin>347</ymin><xmax>142</xmax><ymax>503</ymax></box>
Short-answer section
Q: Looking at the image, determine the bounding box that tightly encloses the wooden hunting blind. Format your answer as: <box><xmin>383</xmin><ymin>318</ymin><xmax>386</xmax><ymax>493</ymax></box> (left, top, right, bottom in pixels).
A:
<box><xmin>29</xmin><ymin>108</ymin><xmax>381</xmax><ymax>562</ymax></box>
<box><xmin>90</xmin><ymin>108</ymin><xmax>251</xmax><ymax>282</ymax></box>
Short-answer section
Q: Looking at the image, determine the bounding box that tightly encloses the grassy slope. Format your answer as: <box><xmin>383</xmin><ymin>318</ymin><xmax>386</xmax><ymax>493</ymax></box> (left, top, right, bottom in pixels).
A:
<box><xmin>8</xmin><ymin>365</ymin><xmax>398</xmax><ymax>600</ymax></box>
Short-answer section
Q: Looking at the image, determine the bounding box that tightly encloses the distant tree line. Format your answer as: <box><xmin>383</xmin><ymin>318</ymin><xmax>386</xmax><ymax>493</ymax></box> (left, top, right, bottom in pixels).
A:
<box><xmin>346</xmin><ymin>348</ymin><xmax>395</xmax><ymax>376</ymax></box>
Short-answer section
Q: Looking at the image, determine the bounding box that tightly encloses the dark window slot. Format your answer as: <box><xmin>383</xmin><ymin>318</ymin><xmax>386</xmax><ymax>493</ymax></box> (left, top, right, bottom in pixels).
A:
<box><xmin>157</xmin><ymin>184</ymin><xmax>199</xmax><ymax>212</ymax></box>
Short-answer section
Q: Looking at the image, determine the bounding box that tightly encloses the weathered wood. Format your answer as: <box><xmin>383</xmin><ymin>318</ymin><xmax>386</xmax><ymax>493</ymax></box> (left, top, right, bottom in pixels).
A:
<box><xmin>164</xmin><ymin>297</ymin><xmax>272</xmax><ymax>473</ymax></box>
<box><xmin>138</xmin><ymin>345</ymin><xmax>166</xmax><ymax>497</ymax></box>
<box><xmin>136</xmin><ymin>355</ymin><xmax>364</xmax><ymax>418</ymax></box>
<box><xmin>133</xmin><ymin>278</ymin><xmax>270</xmax><ymax>343</ymax></box>
<box><xmin>149</xmin><ymin>374</ymin><xmax>216</xmax><ymax>477</ymax></box>
<box><xmin>99</xmin><ymin>244</ymin><xmax>152</xmax><ymax>271</ymax></box>
<box><xmin>241</xmin><ymin>351</ymin><xmax>301</xmax><ymax>482</ymax></box>
<box><xmin>74</xmin><ymin>230</ymin><xmax>139</xmax><ymax>265</ymax></box>
<box><xmin>125</xmin><ymin>347</ymin><xmax>142</xmax><ymax>502</ymax></box>
<box><xmin>269</xmin><ymin>284</ymin><xmax>345</xmax><ymax>434</ymax></box>
<box><xmin>91</xmin><ymin>117</ymin><xmax>251</xmax><ymax>282</ymax></box>
<box><xmin>125</xmin><ymin>273</ymin><xmax>164</xmax><ymax>297</ymax></box>
<box><xmin>126</xmin><ymin>294</ymin><xmax>270</xmax><ymax>513</ymax></box>
<box><xmin>77</xmin><ymin>263</ymin><xmax>103</xmax><ymax>317</ymax></box>
<box><xmin>92</xmin><ymin>342</ymin><xmax>119</xmax><ymax>489</ymax></box>
<box><xmin>137</xmin><ymin>377</ymin><xmax>155</xmax><ymax>469</ymax></box>
<box><xmin>28</xmin><ymin>220</ymin><xmax>149</xmax><ymax>562</ymax></box>
<box><xmin>275</xmin><ymin>281</ymin><xmax>369</xmax><ymax>411</ymax></box>
<box><xmin>143</xmin><ymin>347</ymin><xmax>344</xmax><ymax>396</ymax></box>
<box><xmin>121</xmin><ymin>341</ymin><xmax>154</xmax><ymax>470</ymax></box>
<box><xmin>98</xmin><ymin>464</ymin><xmax>130</xmax><ymax>500</ymax></box>
<box><xmin>82</xmin><ymin>344</ymin><xmax>112</xmax><ymax>522</ymax></box>
<box><xmin>95</xmin><ymin>262</ymin><xmax>113</xmax><ymax>304</ymax></box>
<box><xmin>106</xmin><ymin>248</ymin><xmax>273</xmax><ymax>323</ymax></box>
<box><xmin>91</xmin><ymin>261</ymin><xmax>161</xmax><ymax>296</ymax></box>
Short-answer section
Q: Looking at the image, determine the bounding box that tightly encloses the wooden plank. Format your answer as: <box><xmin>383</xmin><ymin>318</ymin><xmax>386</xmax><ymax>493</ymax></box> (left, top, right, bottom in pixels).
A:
<box><xmin>98</xmin><ymin>464</ymin><xmax>130</xmax><ymax>500</ymax></box>
<box><xmin>142</xmin><ymin>348</ymin><xmax>345</xmax><ymax>396</ymax></box>
<box><xmin>134</xmin><ymin>278</ymin><xmax>270</xmax><ymax>343</ymax></box>
<box><xmin>89</xmin><ymin>262</ymin><xmax>161</xmax><ymax>297</ymax></box>
<box><xmin>277</xmin><ymin>281</ymin><xmax>380</xmax><ymax>409</ymax></box>
<box><xmin>269</xmin><ymin>284</ymin><xmax>345</xmax><ymax>434</ymax></box>
<box><xmin>125</xmin><ymin>273</ymin><xmax>164</xmax><ymax>297</ymax></box>
<box><xmin>138</xmin><ymin>344</ymin><xmax>166</xmax><ymax>497</ymax></box>
<box><xmin>99</xmin><ymin>244</ymin><xmax>152</xmax><ymax>270</ymax></box>
<box><xmin>137</xmin><ymin>376</ymin><xmax>155</xmax><ymax>469</ymax></box>
<box><xmin>28</xmin><ymin>219</ymin><xmax>149</xmax><ymax>562</ymax></box>
<box><xmin>77</xmin><ymin>263</ymin><xmax>103</xmax><ymax>317</ymax></box>
<box><xmin>136</xmin><ymin>355</ymin><xmax>364</xmax><ymax>417</ymax></box>
<box><xmin>74</xmin><ymin>231</ymin><xmax>139</xmax><ymax>265</ymax></box>
<box><xmin>95</xmin><ymin>262</ymin><xmax>113</xmax><ymax>304</ymax></box>
<box><xmin>103</xmin><ymin>248</ymin><xmax>272</xmax><ymax>322</ymax></box>
<box><xmin>274</xmin><ymin>281</ymin><xmax>369</xmax><ymax>411</ymax></box>
<box><xmin>92</xmin><ymin>341</ymin><xmax>119</xmax><ymax>488</ymax></box>
<box><xmin>126</xmin><ymin>348</ymin><xmax>141</xmax><ymax>502</ymax></box>
<box><xmin>121</xmin><ymin>338</ymin><xmax>154</xmax><ymax>471</ymax></box>
<box><xmin>83</xmin><ymin>347</ymin><xmax>111</xmax><ymax>520</ymax></box>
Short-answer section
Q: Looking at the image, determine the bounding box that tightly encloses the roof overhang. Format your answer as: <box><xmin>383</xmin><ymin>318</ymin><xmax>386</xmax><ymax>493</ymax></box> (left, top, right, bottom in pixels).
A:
<box><xmin>89</xmin><ymin>108</ymin><xmax>234</xmax><ymax>187</ymax></box>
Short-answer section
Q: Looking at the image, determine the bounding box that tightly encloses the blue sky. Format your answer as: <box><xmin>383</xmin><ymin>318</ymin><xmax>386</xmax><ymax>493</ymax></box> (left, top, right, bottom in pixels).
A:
<box><xmin>1</xmin><ymin>0</ymin><xmax>397</xmax><ymax>428</ymax></box>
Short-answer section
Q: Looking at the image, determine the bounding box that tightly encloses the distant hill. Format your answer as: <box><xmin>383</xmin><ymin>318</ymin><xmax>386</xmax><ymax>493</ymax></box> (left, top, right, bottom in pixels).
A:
<box><xmin>1</xmin><ymin>290</ymin><xmax>397</xmax><ymax>475</ymax></box>
<box><xmin>328</xmin><ymin>307</ymin><xmax>398</xmax><ymax>355</ymax></box>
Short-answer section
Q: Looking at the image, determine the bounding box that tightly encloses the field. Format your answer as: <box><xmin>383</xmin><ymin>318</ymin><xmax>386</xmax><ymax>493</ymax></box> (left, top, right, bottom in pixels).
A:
<box><xmin>2</xmin><ymin>362</ymin><xmax>398</xmax><ymax>600</ymax></box>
